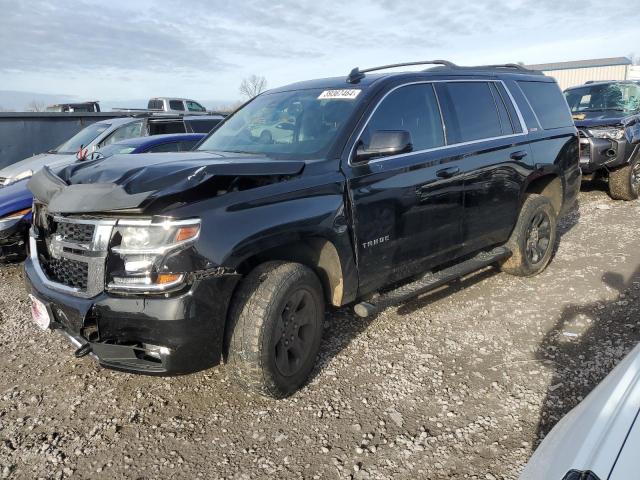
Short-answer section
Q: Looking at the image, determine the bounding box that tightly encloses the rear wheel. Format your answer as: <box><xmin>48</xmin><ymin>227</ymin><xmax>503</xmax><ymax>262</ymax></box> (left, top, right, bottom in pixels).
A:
<box><xmin>608</xmin><ymin>157</ymin><xmax>640</xmax><ymax>201</ymax></box>
<box><xmin>226</xmin><ymin>261</ymin><xmax>324</xmax><ymax>398</ymax></box>
<box><xmin>501</xmin><ymin>194</ymin><xmax>557</xmax><ymax>277</ymax></box>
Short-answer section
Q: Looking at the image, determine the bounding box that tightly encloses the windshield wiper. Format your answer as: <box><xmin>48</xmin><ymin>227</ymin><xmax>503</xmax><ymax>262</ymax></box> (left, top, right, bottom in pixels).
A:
<box><xmin>46</xmin><ymin>149</ymin><xmax>58</xmax><ymax>154</ymax></box>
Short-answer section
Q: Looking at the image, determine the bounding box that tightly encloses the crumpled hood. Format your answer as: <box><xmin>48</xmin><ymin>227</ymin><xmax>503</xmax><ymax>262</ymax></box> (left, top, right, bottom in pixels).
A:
<box><xmin>573</xmin><ymin>110</ymin><xmax>633</xmax><ymax>128</ymax></box>
<box><xmin>28</xmin><ymin>151</ymin><xmax>306</xmax><ymax>214</ymax></box>
<box><xmin>0</xmin><ymin>152</ymin><xmax>74</xmax><ymax>179</ymax></box>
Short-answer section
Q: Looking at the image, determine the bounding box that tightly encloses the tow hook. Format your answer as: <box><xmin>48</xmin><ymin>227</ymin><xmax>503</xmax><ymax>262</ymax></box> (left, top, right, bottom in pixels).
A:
<box><xmin>74</xmin><ymin>343</ymin><xmax>92</xmax><ymax>358</ymax></box>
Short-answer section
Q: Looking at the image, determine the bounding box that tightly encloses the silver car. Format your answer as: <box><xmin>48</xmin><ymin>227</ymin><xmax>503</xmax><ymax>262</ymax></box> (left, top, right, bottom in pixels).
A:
<box><xmin>520</xmin><ymin>343</ymin><xmax>640</xmax><ymax>480</ymax></box>
<box><xmin>0</xmin><ymin>117</ymin><xmax>145</xmax><ymax>187</ymax></box>
<box><xmin>0</xmin><ymin>113</ymin><xmax>219</xmax><ymax>187</ymax></box>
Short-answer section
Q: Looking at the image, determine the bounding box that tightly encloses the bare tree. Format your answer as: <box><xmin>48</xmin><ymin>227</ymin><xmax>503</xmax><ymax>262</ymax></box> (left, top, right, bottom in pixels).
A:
<box><xmin>27</xmin><ymin>100</ymin><xmax>46</xmax><ymax>112</ymax></box>
<box><xmin>218</xmin><ymin>100</ymin><xmax>245</xmax><ymax>114</ymax></box>
<box><xmin>239</xmin><ymin>75</ymin><xmax>267</xmax><ymax>100</ymax></box>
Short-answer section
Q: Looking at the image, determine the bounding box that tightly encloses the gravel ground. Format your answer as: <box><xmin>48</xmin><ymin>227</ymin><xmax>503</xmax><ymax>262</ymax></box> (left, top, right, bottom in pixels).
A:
<box><xmin>2</xmin><ymin>184</ymin><xmax>640</xmax><ymax>480</ymax></box>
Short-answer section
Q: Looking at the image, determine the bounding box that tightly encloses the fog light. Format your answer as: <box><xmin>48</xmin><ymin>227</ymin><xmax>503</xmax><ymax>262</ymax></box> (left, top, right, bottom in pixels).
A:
<box><xmin>142</xmin><ymin>343</ymin><xmax>171</xmax><ymax>359</ymax></box>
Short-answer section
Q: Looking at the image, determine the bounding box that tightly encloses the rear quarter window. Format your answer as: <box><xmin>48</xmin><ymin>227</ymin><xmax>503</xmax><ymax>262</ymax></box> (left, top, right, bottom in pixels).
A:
<box><xmin>517</xmin><ymin>81</ymin><xmax>573</xmax><ymax>130</ymax></box>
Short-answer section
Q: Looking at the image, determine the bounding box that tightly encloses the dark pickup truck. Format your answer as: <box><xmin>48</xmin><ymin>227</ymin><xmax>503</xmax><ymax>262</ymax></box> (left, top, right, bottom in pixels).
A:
<box><xmin>564</xmin><ymin>81</ymin><xmax>640</xmax><ymax>200</ymax></box>
<box><xmin>24</xmin><ymin>61</ymin><xmax>581</xmax><ymax>398</ymax></box>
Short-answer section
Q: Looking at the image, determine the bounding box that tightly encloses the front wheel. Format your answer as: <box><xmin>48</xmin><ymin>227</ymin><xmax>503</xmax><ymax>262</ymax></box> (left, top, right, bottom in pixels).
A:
<box><xmin>501</xmin><ymin>194</ymin><xmax>557</xmax><ymax>277</ymax></box>
<box><xmin>226</xmin><ymin>261</ymin><xmax>325</xmax><ymax>398</ymax></box>
<box><xmin>608</xmin><ymin>157</ymin><xmax>640</xmax><ymax>201</ymax></box>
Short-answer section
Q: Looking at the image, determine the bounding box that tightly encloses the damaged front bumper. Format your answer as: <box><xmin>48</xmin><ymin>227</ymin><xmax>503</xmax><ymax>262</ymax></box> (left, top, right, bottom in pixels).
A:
<box><xmin>24</xmin><ymin>256</ymin><xmax>240</xmax><ymax>375</ymax></box>
<box><xmin>579</xmin><ymin>131</ymin><xmax>637</xmax><ymax>173</ymax></box>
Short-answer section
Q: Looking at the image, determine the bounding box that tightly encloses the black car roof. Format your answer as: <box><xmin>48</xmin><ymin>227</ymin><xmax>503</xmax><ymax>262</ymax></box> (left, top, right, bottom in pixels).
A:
<box><xmin>268</xmin><ymin>62</ymin><xmax>551</xmax><ymax>94</ymax></box>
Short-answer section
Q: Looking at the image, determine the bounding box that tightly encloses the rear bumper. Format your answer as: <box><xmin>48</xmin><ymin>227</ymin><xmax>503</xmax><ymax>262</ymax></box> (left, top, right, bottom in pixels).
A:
<box><xmin>24</xmin><ymin>257</ymin><xmax>240</xmax><ymax>375</ymax></box>
<box><xmin>579</xmin><ymin>133</ymin><xmax>636</xmax><ymax>173</ymax></box>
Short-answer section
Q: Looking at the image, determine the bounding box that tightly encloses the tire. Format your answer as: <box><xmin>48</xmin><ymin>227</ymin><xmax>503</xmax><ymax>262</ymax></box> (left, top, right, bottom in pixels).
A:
<box><xmin>226</xmin><ymin>261</ymin><xmax>325</xmax><ymax>398</ymax></box>
<box><xmin>608</xmin><ymin>157</ymin><xmax>640</xmax><ymax>201</ymax></box>
<box><xmin>501</xmin><ymin>194</ymin><xmax>557</xmax><ymax>277</ymax></box>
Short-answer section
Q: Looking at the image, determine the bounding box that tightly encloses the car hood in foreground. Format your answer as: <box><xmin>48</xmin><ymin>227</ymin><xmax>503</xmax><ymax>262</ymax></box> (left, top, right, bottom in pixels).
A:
<box><xmin>519</xmin><ymin>343</ymin><xmax>640</xmax><ymax>480</ymax></box>
<box><xmin>28</xmin><ymin>151</ymin><xmax>306</xmax><ymax>214</ymax></box>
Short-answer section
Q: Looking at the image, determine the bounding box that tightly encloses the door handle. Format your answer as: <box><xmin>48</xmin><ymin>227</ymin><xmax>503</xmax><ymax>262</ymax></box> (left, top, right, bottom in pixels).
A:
<box><xmin>436</xmin><ymin>166</ymin><xmax>460</xmax><ymax>179</ymax></box>
<box><xmin>510</xmin><ymin>150</ymin><xmax>528</xmax><ymax>161</ymax></box>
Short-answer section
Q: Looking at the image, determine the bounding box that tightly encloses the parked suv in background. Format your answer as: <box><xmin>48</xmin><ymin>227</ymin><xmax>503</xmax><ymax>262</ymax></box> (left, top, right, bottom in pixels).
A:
<box><xmin>564</xmin><ymin>81</ymin><xmax>640</xmax><ymax>200</ymax></box>
<box><xmin>0</xmin><ymin>114</ymin><xmax>221</xmax><ymax>187</ymax></box>
<box><xmin>25</xmin><ymin>61</ymin><xmax>580</xmax><ymax>398</ymax></box>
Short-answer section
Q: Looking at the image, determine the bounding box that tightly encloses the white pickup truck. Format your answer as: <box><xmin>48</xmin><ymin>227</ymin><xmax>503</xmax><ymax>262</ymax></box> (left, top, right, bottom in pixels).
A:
<box><xmin>114</xmin><ymin>97</ymin><xmax>210</xmax><ymax>114</ymax></box>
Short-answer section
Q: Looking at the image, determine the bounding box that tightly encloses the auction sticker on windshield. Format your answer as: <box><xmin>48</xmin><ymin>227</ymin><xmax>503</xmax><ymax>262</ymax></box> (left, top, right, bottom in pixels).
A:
<box><xmin>29</xmin><ymin>294</ymin><xmax>51</xmax><ymax>330</ymax></box>
<box><xmin>318</xmin><ymin>89</ymin><xmax>361</xmax><ymax>100</ymax></box>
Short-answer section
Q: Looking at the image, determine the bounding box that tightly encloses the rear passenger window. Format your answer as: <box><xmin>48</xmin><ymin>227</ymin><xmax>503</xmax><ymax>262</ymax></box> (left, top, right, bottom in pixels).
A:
<box><xmin>169</xmin><ymin>100</ymin><xmax>185</xmax><ymax>111</ymax></box>
<box><xmin>517</xmin><ymin>81</ymin><xmax>573</xmax><ymax>130</ymax></box>
<box><xmin>439</xmin><ymin>82</ymin><xmax>503</xmax><ymax>143</ymax></box>
<box><xmin>361</xmin><ymin>84</ymin><xmax>444</xmax><ymax>152</ymax></box>
<box><xmin>148</xmin><ymin>120</ymin><xmax>187</xmax><ymax>135</ymax></box>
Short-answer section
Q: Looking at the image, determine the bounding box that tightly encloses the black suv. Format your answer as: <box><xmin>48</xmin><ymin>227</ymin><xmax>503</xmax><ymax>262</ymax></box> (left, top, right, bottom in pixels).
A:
<box><xmin>564</xmin><ymin>81</ymin><xmax>640</xmax><ymax>200</ymax></box>
<box><xmin>25</xmin><ymin>61</ymin><xmax>580</xmax><ymax>398</ymax></box>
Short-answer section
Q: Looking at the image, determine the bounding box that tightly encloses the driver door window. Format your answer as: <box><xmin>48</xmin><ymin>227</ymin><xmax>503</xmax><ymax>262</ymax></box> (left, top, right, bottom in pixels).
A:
<box><xmin>360</xmin><ymin>83</ymin><xmax>445</xmax><ymax>153</ymax></box>
<box><xmin>186</xmin><ymin>101</ymin><xmax>206</xmax><ymax>112</ymax></box>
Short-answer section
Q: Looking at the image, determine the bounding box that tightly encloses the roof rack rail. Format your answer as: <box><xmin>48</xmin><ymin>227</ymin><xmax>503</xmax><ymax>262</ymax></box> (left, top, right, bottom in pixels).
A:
<box><xmin>472</xmin><ymin>63</ymin><xmax>532</xmax><ymax>72</ymax></box>
<box><xmin>346</xmin><ymin>60</ymin><xmax>457</xmax><ymax>83</ymax></box>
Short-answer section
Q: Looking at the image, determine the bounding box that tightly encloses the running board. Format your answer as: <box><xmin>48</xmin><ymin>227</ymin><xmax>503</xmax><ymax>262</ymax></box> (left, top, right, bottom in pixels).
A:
<box><xmin>353</xmin><ymin>246</ymin><xmax>511</xmax><ymax>318</ymax></box>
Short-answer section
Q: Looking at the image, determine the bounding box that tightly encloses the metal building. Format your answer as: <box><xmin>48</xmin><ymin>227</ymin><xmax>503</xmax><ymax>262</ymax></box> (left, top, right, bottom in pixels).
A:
<box><xmin>526</xmin><ymin>57</ymin><xmax>633</xmax><ymax>90</ymax></box>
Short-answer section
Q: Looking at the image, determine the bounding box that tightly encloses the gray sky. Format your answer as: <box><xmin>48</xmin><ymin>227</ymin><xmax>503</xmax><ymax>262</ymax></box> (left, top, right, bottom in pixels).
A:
<box><xmin>1</xmin><ymin>0</ymin><xmax>639</xmax><ymax>106</ymax></box>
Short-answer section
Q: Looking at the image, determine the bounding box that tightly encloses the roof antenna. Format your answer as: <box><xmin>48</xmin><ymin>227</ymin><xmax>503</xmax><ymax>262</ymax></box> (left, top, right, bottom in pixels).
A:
<box><xmin>347</xmin><ymin>67</ymin><xmax>366</xmax><ymax>84</ymax></box>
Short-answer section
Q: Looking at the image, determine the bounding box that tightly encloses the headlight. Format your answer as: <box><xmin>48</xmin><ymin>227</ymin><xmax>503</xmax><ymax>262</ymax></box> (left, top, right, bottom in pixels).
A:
<box><xmin>3</xmin><ymin>170</ymin><xmax>33</xmax><ymax>186</ymax></box>
<box><xmin>0</xmin><ymin>208</ymin><xmax>32</xmax><ymax>228</ymax></box>
<box><xmin>588</xmin><ymin>127</ymin><xmax>625</xmax><ymax>140</ymax></box>
<box><xmin>107</xmin><ymin>218</ymin><xmax>200</xmax><ymax>293</ymax></box>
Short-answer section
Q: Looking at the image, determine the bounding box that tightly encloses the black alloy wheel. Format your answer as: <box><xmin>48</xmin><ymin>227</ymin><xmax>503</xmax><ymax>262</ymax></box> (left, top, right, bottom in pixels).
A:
<box><xmin>274</xmin><ymin>288</ymin><xmax>318</xmax><ymax>377</ymax></box>
<box><xmin>525</xmin><ymin>210</ymin><xmax>552</xmax><ymax>265</ymax></box>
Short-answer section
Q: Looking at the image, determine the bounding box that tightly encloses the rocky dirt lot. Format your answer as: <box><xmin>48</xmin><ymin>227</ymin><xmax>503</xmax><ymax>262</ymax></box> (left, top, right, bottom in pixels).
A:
<box><xmin>1</xmin><ymin>184</ymin><xmax>640</xmax><ymax>480</ymax></box>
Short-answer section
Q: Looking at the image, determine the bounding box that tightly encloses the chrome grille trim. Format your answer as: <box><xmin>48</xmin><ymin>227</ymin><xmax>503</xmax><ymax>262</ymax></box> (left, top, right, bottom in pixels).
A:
<box><xmin>31</xmin><ymin>217</ymin><xmax>117</xmax><ymax>298</ymax></box>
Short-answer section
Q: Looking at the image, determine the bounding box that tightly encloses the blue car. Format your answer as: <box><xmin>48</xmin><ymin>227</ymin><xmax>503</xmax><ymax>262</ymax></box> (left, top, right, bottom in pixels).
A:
<box><xmin>90</xmin><ymin>133</ymin><xmax>205</xmax><ymax>159</ymax></box>
<box><xmin>0</xmin><ymin>179</ymin><xmax>33</xmax><ymax>260</ymax></box>
<box><xmin>0</xmin><ymin>133</ymin><xmax>205</xmax><ymax>261</ymax></box>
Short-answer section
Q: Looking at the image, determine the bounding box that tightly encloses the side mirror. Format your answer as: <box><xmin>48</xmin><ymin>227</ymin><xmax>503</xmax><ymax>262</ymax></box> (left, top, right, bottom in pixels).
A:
<box><xmin>355</xmin><ymin>130</ymin><xmax>413</xmax><ymax>162</ymax></box>
<box><xmin>624</xmin><ymin>117</ymin><xmax>640</xmax><ymax>145</ymax></box>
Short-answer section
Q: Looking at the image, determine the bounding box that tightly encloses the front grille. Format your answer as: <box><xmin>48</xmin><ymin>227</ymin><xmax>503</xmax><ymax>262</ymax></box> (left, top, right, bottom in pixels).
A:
<box><xmin>42</xmin><ymin>257</ymin><xmax>88</xmax><ymax>290</ymax></box>
<box><xmin>32</xmin><ymin>213</ymin><xmax>115</xmax><ymax>297</ymax></box>
<box><xmin>54</xmin><ymin>221</ymin><xmax>95</xmax><ymax>243</ymax></box>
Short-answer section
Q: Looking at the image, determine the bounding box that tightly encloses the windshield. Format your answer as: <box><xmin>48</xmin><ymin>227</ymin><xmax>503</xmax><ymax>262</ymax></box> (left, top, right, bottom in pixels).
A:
<box><xmin>564</xmin><ymin>83</ymin><xmax>640</xmax><ymax>114</ymax></box>
<box><xmin>196</xmin><ymin>88</ymin><xmax>361</xmax><ymax>158</ymax></box>
<box><xmin>55</xmin><ymin>122</ymin><xmax>111</xmax><ymax>153</ymax></box>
